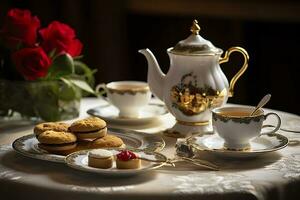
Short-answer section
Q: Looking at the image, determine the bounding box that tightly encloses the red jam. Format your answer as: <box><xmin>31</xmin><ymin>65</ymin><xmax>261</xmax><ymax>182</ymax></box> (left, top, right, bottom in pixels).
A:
<box><xmin>116</xmin><ymin>150</ymin><xmax>137</xmax><ymax>161</ymax></box>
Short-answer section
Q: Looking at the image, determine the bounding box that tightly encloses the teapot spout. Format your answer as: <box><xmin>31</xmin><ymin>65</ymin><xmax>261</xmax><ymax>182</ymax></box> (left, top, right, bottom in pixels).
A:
<box><xmin>138</xmin><ymin>48</ymin><xmax>165</xmax><ymax>100</ymax></box>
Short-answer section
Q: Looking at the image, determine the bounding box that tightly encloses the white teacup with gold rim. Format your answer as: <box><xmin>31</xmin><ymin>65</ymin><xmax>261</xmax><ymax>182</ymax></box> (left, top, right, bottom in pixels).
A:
<box><xmin>212</xmin><ymin>106</ymin><xmax>281</xmax><ymax>150</ymax></box>
<box><xmin>96</xmin><ymin>81</ymin><xmax>151</xmax><ymax>118</ymax></box>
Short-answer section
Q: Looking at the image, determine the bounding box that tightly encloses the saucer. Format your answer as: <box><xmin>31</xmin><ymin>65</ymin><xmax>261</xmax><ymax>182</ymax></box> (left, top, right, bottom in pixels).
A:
<box><xmin>87</xmin><ymin>103</ymin><xmax>168</xmax><ymax>125</ymax></box>
<box><xmin>187</xmin><ymin>133</ymin><xmax>288</xmax><ymax>158</ymax></box>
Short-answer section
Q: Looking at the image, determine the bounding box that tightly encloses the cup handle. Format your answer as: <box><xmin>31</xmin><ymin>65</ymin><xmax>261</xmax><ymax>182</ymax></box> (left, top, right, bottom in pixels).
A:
<box><xmin>260</xmin><ymin>112</ymin><xmax>282</xmax><ymax>135</ymax></box>
<box><xmin>219</xmin><ymin>47</ymin><xmax>249</xmax><ymax>97</ymax></box>
<box><xmin>95</xmin><ymin>83</ymin><xmax>107</xmax><ymax>96</ymax></box>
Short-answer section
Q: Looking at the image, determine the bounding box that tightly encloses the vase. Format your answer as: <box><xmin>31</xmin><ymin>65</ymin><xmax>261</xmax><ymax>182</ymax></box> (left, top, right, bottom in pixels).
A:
<box><xmin>0</xmin><ymin>79</ymin><xmax>81</xmax><ymax>122</ymax></box>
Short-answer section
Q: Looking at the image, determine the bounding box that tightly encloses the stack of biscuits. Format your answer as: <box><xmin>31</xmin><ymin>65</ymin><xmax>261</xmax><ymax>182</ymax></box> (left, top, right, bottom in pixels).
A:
<box><xmin>34</xmin><ymin>117</ymin><xmax>124</xmax><ymax>155</ymax></box>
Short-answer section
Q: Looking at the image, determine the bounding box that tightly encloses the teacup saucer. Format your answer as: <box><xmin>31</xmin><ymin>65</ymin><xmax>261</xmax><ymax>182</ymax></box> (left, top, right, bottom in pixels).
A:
<box><xmin>87</xmin><ymin>103</ymin><xmax>168</xmax><ymax>125</ymax></box>
<box><xmin>187</xmin><ymin>133</ymin><xmax>288</xmax><ymax>158</ymax></box>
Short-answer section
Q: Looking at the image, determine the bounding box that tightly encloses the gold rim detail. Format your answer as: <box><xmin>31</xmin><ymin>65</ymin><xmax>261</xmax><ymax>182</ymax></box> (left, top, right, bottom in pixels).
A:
<box><xmin>107</xmin><ymin>86</ymin><xmax>149</xmax><ymax>95</ymax></box>
<box><xmin>176</xmin><ymin>120</ymin><xmax>209</xmax><ymax>126</ymax></box>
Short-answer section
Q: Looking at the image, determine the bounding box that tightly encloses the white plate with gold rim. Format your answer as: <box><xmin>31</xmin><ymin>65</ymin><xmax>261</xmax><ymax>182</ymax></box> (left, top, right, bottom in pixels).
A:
<box><xmin>87</xmin><ymin>102</ymin><xmax>168</xmax><ymax>125</ymax></box>
<box><xmin>12</xmin><ymin>128</ymin><xmax>165</xmax><ymax>163</ymax></box>
<box><xmin>65</xmin><ymin>148</ymin><xmax>167</xmax><ymax>176</ymax></box>
<box><xmin>187</xmin><ymin>133</ymin><xmax>288</xmax><ymax>158</ymax></box>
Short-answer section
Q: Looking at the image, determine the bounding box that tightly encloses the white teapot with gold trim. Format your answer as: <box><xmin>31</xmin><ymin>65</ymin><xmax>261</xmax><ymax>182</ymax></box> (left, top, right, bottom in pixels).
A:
<box><xmin>139</xmin><ymin>20</ymin><xmax>249</xmax><ymax>137</ymax></box>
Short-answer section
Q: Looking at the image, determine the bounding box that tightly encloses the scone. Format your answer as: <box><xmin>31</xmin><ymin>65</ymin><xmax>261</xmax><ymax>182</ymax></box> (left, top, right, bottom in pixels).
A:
<box><xmin>37</xmin><ymin>130</ymin><xmax>77</xmax><ymax>152</ymax></box>
<box><xmin>116</xmin><ymin>150</ymin><xmax>141</xmax><ymax>169</ymax></box>
<box><xmin>34</xmin><ymin>122</ymin><xmax>69</xmax><ymax>137</ymax></box>
<box><xmin>69</xmin><ymin>117</ymin><xmax>107</xmax><ymax>140</ymax></box>
<box><xmin>90</xmin><ymin>134</ymin><xmax>124</xmax><ymax>148</ymax></box>
<box><xmin>88</xmin><ymin>149</ymin><xmax>113</xmax><ymax>169</ymax></box>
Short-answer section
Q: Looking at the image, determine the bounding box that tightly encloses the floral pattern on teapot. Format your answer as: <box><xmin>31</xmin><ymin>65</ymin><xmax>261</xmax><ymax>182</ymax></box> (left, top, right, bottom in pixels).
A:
<box><xmin>171</xmin><ymin>72</ymin><xmax>227</xmax><ymax>116</ymax></box>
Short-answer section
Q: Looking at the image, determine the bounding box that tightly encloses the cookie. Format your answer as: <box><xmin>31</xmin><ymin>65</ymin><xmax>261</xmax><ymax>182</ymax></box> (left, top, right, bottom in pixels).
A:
<box><xmin>69</xmin><ymin>117</ymin><xmax>106</xmax><ymax>132</ymax></box>
<box><xmin>75</xmin><ymin>128</ymin><xmax>107</xmax><ymax>140</ymax></box>
<box><xmin>37</xmin><ymin>130</ymin><xmax>77</xmax><ymax>152</ymax></box>
<box><xmin>55</xmin><ymin>140</ymin><xmax>92</xmax><ymax>156</ymax></box>
<box><xmin>34</xmin><ymin>122</ymin><xmax>69</xmax><ymax>136</ymax></box>
<box><xmin>88</xmin><ymin>149</ymin><xmax>113</xmax><ymax>169</ymax></box>
<box><xmin>90</xmin><ymin>134</ymin><xmax>124</xmax><ymax>148</ymax></box>
<box><xmin>69</xmin><ymin>117</ymin><xmax>107</xmax><ymax>140</ymax></box>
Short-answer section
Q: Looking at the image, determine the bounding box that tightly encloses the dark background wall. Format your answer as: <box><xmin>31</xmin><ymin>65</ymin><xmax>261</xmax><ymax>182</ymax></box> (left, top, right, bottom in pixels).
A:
<box><xmin>0</xmin><ymin>0</ymin><xmax>299</xmax><ymax>115</ymax></box>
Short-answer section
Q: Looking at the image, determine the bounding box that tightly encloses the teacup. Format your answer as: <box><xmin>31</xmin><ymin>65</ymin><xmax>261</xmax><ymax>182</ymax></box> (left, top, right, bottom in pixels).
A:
<box><xmin>212</xmin><ymin>106</ymin><xmax>281</xmax><ymax>150</ymax></box>
<box><xmin>96</xmin><ymin>81</ymin><xmax>151</xmax><ymax>118</ymax></box>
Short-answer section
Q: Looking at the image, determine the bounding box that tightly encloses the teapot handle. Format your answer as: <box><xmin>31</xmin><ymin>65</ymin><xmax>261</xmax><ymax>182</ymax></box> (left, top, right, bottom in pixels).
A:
<box><xmin>219</xmin><ymin>47</ymin><xmax>249</xmax><ymax>97</ymax></box>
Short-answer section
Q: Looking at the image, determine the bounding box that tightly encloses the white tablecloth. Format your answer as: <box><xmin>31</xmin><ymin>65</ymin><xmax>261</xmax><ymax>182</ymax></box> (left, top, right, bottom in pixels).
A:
<box><xmin>0</xmin><ymin>97</ymin><xmax>300</xmax><ymax>200</ymax></box>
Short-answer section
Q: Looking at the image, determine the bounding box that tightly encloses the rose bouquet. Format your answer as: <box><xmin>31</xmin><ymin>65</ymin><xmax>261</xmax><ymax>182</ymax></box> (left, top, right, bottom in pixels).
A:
<box><xmin>0</xmin><ymin>8</ymin><xmax>95</xmax><ymax>121</ymax></box>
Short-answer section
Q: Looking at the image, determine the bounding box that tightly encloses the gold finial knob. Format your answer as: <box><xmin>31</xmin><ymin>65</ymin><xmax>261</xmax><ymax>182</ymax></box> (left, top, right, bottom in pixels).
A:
<box><xmin>190</xmin><ymin>19</ymin><xmax>200</xmax><ymax>35</ymax></box>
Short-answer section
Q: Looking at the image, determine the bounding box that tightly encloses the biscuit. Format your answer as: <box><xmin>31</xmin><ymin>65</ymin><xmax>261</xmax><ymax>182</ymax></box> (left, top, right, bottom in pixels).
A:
<box><xmin>55</xmin><ymin>140</ymin><xmax>92</xmax><ymax>156</ymax></box>
<box><xmin>69</xmin><ymin>117</ymin><xmax>107</xmax><ymax>140</ymax></box>
<box><xmin>38</xmin><ymin>143</ymin><xmax>77</xmax><ymax>152</ymax></box>
<box><xmin>88</xmin><ymin>149</ymin><xmax>113</xmax><ymax>169</ymax></box>
<box><xmin>90</xmin><ymin>134</ymin><xmax>124</xmax><ymax>148</ymax></box>
<box><xmin>69</xmin><ymin>117</ymin><xmax>106</xmax><ymax>132</ymax></box>
<box><xmin>37</xmin><ymin>130</ymin><xmax>77</xmax><ymax>152</ymax></box>
<box><xmin>76</xmin><ymin>127</ymin><xmax>107</xmax><ymax>140</ymax></box>
<box><xmin>37</xmin><ymin>130</ymin><xmax>77</xmax><ymax>144</ymax></box>
<box><xmin>34</xmin><ymin>122</ymin><xmax>69</xmax><ymax>136</ymax></box>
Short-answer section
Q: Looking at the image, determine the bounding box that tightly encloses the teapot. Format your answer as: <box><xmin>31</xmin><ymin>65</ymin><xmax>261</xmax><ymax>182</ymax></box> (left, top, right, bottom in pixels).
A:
<box><xmin>139</xmin><ymin>20</ymin><xmax>249</xmax><ymax>137</ymax></box>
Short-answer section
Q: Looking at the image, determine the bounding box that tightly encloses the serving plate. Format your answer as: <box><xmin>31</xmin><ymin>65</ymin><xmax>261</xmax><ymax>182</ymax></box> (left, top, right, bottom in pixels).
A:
<box><xmin>65</xmin><ymin>148</ymin><xmax>167</xmax><ymax>176</ymax></box>
<box><xmin>12</xmin><ymin>128</ymin><xmax>165</xmax><ymax>163</ymax></box>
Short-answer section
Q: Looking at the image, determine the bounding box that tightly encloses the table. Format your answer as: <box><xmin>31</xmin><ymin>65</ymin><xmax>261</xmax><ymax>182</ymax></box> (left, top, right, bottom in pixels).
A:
<box><xmin>1</xmin><ymin>97</ymin><xmax>300</xmax><ymax>200</ymax></box>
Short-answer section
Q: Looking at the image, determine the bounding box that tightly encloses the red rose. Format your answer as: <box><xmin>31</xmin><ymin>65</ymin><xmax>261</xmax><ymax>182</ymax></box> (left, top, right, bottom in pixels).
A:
<box><xmin>39</xmin><ymin>21</ymin><xmax>83</xmax><ymax>57</ymax></box>
<box><xmin>0</xmin><ymin>8</ymin><xmax>40</xmax><ymax>49</ymax></box>
<box><xmin>11</xmin><ymin>47</ymin><xmax>51</xmax><ymax>80</ymax></box>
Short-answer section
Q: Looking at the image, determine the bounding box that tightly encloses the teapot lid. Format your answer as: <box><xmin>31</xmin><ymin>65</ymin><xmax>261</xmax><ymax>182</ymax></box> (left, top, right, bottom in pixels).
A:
<box><xmin>169</xmin><ymin>20</ymin><xmax>222</xmax><ymax>55</ymax></box>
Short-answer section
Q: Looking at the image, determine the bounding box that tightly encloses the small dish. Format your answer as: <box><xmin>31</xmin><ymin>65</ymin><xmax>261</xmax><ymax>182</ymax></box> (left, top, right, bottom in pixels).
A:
<box><xmin>87</xmin><ymin>102</ymin><xmax>168</xmax><ymax>125</ymax></box>
<box><xmin>187</xmin><ymin>133</ymin><xmax>288</xmax><ymax>158</ymax></box>
<box><xmin>65</xmin><ymin>148</ymin><xmax>167</xmax><ymax>176</ymax></box>
<box><xmin>12</xmin><ymin>128</ymin><xmax>165</xmax><ymax>163</ymax></box>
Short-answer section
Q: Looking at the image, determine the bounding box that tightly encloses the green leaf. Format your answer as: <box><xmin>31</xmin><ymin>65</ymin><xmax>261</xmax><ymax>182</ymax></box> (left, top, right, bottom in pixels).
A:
<box><xmin>47</xmin><ymin>53</ymin><xmax>74</xmax><ymax>79</ymax></box>
<box><xmin>74</xmin><ymin>60</ymin><xmax>96</xmax><ymax>86</ymax></box>
<box><xmin>59</xmin><ymin>78</ymin><xmax>81</xmax><ymax>101</ymax></box>
<box><xmin>73</xmin><ymin>55</ymin><xmax>84</xmax><ymax>60</ymax></box>
<box><xmin>61</xmin><ymin>77</ymin><xmax>96</xmax><ymax>95</ymax></box>
<box><xmin>73</xmin><ymin>60</ymin><xmax>97</xmax><ymax>97</ymax></box>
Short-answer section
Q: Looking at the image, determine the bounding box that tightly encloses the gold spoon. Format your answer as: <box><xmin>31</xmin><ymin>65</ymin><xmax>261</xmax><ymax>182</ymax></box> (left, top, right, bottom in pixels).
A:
<box><xmin>139</xmin><ymin>156</ymin><xmax>219</xmax><ymax>170</ymax></box>
<box><xmin>250</xmin><ymin>94</ymin><xmax>271</xmax><ymax>116</ymax></box>
<box><xmin>173</xmin><ymin>156</ymin><xmax>220</xmax><ymax>171</ymax></box>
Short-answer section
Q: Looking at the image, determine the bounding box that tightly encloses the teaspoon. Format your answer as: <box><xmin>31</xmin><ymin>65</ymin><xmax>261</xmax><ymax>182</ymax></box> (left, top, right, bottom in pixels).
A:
<box><xmin>250</xmin><ymin>94</ymin><xmax>271</xmax><ymax>116</ymax></box>
<box><xmin>139</xmin><ymin>156</ymin><xmax>219</xmax><ymax>170</ymax></box>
